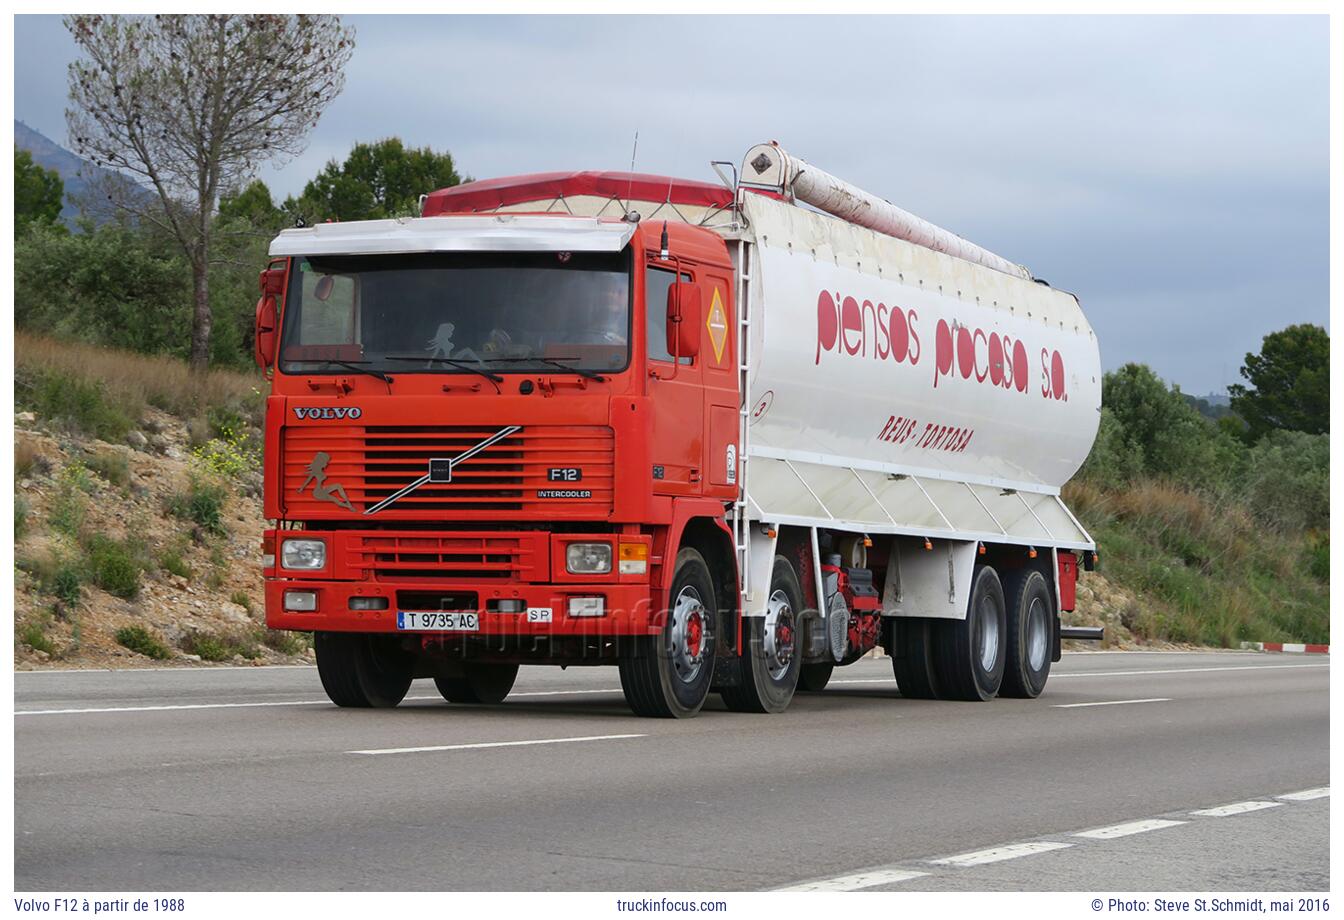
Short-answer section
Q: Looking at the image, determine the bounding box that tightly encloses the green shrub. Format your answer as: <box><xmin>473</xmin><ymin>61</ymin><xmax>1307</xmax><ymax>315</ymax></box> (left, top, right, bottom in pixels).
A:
<box><xmin>19</xmin><ymin>621</ymin><xmax>57</xmax><ymax>656</ymax></box>
<box><xmin>159</xmin><ymin>548</ymin><xmax>192</xmax><ymax>580</ymax></box>
<box><xmin>192</xmin><ymin>425</ymin><xmax>262</xmax><ymax>480</ymax></box>
<box><xmin>1307</xmin><ymin>537</ymin><xmax>1328</xmax><ymax>582</ymax></box>
<box><xmin>19</xmin><ymin>552</ymin><xmax>84</xmax><ymax>606</ymax></box>
<box><xmin>115</xmin><ymin>625</ymin><xmax>171</xmax><ymax>660</ymax></box>
<box><xmin>1240</xmin><ymin>430</ymin><xmax>1328</xmax><ymax>532</ymax></box>
<box><xmin>263</xmin><ymin>629</ymin><xmax>308</xmax><ymax>656</ymax></box>
<box><xmin>182</xmin><ymin>629</ymin><xmax>260</xmax><ymax>662</ymax></box>
<box><xmin>50</xmin><ymin>566</ymin><xmax>83</xmax><ymax>606</ymax></box>
<box><xmin>49</xmin><ymin>463</ymin><xmax>92</xmax><ymax>536</ymax></box>
<box><xmin>166</xmin><ymin>475</ymin><xmax>229</xmax><ymax>536</ymax></box>
<box><xmin>15</xmin><ymin>368</ymin><xmax>135</xmax><ymax>441</ymax></box>
<box><xmin>15</xmin><ymin>495</ymin><xmax>30</xmax><ymax>538</ymax></box>
<box><xmin>85</xmin><ymin>449</ymin><xmax>131</xmax><ymax>487</ymax></box>
<box><xmin>85</xmin><ymin>534</ymin><xmax>143</xmax><ymax>599</ymax></box>
<box><xmin>229</xmin><ymin>590</ymin><xmax>253</xmax><ymax>612</ymax></box>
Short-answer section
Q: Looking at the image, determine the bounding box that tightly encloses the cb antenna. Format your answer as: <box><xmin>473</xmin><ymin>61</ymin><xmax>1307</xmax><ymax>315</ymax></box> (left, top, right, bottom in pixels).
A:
<box><xmin>623</xmin><ymin>131</ymin><xmax>640</xmax><ymax>222</ymax></box>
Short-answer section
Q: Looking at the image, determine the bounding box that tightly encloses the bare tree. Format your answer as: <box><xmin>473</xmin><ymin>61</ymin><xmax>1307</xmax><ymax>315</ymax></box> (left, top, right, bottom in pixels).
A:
<box><xmin>65</xmin><ymin>14</ymin><xmax>354</xmax><ymax>372</ymax></box>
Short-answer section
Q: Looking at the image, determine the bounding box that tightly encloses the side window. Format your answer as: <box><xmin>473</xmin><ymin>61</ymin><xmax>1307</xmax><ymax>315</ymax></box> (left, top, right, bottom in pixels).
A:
<box><xmin>646</xmin><ymin>265</ymin><xmax>692</xmax><ymax>365</ymax></box>
<box><xmin>299</xmin><ymin>266</ymin><xmax>358</xmax><ymax>345</ymax></box>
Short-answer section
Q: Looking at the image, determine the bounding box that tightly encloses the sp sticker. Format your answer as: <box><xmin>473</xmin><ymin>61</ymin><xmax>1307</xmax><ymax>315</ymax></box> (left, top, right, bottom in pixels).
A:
<box><xmin>726</xmin><ymin>444</ymin><xmax>737</xmax><ymax>484</ymax></box>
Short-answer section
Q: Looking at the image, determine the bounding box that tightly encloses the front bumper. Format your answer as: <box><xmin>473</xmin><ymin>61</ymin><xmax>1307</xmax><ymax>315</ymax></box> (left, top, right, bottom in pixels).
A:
<box><xmin>265</xmin><ymin>578</ymin><xmax>656</xmax><ymax>636</ymax></box>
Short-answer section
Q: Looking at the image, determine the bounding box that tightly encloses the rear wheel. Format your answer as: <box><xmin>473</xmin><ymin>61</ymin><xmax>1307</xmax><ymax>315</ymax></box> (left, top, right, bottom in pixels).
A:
<box><xmin>933</xmin><ymin>564</ymin><xmax>1007</xmax><ymax>701</ymax></box>
<box><xmin>890</xmin><ymin>617</ymin><xmax>942</xmax><ymax>700</ymax></box>
<box><xmin>435</xmin><ymin>662</ymin><xmax>519</xmax><ymax>704</ymax></box>
<box><xmin>721</xmin><ymin>556</ymin><xmax>802</xmax><ymax>713</ymax></box>
<box><xmin>314</xmin><ymin>631</ymin><xmax>414</xmax><ymax>708</ymax></box>
<box><xmin>798</xmin><ymin>662</ymin><xmax>834</xmax><ymax>692</ymax></box>
<box><xmin>619</xmin><ymin>548</ymin><xmax>716</xmax><ymax>718</ymax></box>
<box><xmin>1000</xmin><ymin>569</ymin><xmax>1053</xmax><ymax>698</ymax></box>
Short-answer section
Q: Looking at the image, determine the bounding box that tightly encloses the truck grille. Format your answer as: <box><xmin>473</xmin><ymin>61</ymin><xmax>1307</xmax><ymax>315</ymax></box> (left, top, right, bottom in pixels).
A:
<box><xmin>349</xmin><ymin>532</ymin><xmax>547</xmax><ymax>582</ymax></box>
<box><xmin>283</xmin><ymin>425</ymin><xmax>614</xmax><ymax>519</ymax></box>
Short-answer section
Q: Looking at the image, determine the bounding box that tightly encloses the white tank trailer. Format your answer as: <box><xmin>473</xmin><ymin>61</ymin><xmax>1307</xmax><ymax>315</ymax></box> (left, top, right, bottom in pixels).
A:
<box><xmin>723</xmin><ymin>142</ymin><xmax>1102</xmax><ymax>703</ymax></box>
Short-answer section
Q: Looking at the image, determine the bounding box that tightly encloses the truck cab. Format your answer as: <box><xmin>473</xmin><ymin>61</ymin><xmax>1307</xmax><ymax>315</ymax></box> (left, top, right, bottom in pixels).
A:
<box><xmin>258</xmin><ymin>174</ymin><xmax>748</xmax><ymax>715</ymax></box>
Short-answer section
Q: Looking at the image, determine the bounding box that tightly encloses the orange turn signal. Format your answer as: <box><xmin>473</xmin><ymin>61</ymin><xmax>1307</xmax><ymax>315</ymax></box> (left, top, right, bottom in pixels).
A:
<box><xmin>618</xmin><ymin>542</ymin><xmax>649</xmax><ymax>575</ymax></box>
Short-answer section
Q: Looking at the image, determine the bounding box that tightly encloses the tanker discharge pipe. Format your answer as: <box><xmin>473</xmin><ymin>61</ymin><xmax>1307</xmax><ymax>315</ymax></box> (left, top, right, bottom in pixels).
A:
<box><xmin>740</xmin><ymin>142</ymin><xmax>1032</xmax><ymax>281</ymax></box>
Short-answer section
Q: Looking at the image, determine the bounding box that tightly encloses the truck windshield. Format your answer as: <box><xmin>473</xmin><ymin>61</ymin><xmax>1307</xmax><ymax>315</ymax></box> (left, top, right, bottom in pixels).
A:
<box><xmin>277</xmin><ymin>250</ymin><xmax>631</xmax><ymax>376</ymax></box>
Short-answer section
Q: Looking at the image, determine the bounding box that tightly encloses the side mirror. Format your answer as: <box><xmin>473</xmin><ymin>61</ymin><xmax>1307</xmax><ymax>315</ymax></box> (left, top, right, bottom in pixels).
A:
<box><xmin>254</xmin><ymin>295</ymin><xmax>277</xmax><ymax>369</ymax></box>
<box><xmin>666</xmin><ymin>281</ymin><xmax>702</xmax><ymax>359</ymax></box>
<box><xmin>260</xmin><ymin>265</ymin><xmax>286</xmax><ymax>296</ymax></box>
<box><xmin>255</xmin><ymin>261</ymin><xmax>286</xmax><ymax>369</ymax></box>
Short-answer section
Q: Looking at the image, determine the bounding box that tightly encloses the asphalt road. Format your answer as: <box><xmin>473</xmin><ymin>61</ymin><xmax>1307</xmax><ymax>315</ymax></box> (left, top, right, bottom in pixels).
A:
<box><xmin>13</xmin><ymin>650</ymin><xmax>1329</xmax><ymax>892</ymax></box>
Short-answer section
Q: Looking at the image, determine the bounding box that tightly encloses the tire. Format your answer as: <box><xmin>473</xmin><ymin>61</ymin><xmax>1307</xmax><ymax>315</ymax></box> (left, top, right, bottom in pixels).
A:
<box><xmin>720</xmin><ymin>556</ymin><xmax>802</xmax><ymax>713</ymax></box>
<box><xmin>1000</xmin><ymin>568</ymin><xmax>1053</xmax><ymax>699</ymax></box>
<box><xmin>798</xmin><ymin>662</ymin><xmax>834</xmax><ymax>692</ymax></box>
<box><xmin>434</xmin><ymin>662</ymin><xmax>520</xmax><ymax>704</ymax></box>
<box><xmin>314</xmin><ymin>631</ymin><xmax>414</xmax><ymax>708</ymax></box>
<box><xmin>619</xmin><ymin>548</ymin><xmax>717</xmax><ymax>718</ymax></box>
<box><xmin>933</xmin><ymin>564</ymin><xmax>1008</xmax><ymax>701</ymax></box>
<box><xmin>890</xmin><ymin>617</ymin><xmax>942</xmax><ymax>700</ymax></box>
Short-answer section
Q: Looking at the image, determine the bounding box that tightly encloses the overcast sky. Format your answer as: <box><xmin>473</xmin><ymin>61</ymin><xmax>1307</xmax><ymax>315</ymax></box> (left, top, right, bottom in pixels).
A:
<box><xmin>13</xmin><ymin>14</ymin><xmax>1329</xmax><ymax>395</ymax></box>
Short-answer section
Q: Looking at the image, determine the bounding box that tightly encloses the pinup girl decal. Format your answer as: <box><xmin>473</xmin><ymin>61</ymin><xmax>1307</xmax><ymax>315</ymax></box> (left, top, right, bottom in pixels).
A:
<box><xmin>297</xmin><ymin>452</ymin><xmax>355</xmax><ymax>511</ymax></box>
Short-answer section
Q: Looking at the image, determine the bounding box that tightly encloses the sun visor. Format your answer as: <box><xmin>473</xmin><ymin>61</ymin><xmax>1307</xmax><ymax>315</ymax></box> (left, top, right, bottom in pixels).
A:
<box><xmin>269</xmin><ymin>215</ymin><xmax>637</xmax><ymax>257</ymax></box>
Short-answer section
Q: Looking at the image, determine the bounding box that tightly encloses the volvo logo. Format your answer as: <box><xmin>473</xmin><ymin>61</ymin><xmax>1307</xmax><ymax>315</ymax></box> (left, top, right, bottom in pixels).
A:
<box><xmin>293</xmin><ymin>406</ymin><xmax>363</xmax><ymax>420</ymax></box>
<box><xmin>363</xmin><ymin>426</ymin><xmax>522</xmax><ymax>515</ymax></box>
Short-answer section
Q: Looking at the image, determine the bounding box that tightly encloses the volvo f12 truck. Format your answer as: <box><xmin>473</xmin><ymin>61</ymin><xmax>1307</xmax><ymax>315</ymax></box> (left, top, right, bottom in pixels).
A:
<box><xmin>256</xmin><ymin>141</ymin><xmax>1102</xmax><ymax>717</ymax></box>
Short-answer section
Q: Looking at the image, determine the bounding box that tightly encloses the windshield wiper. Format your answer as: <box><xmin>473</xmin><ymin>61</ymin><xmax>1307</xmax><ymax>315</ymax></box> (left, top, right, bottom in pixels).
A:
<box><xmin>382</xmin><ymin>355</ymin><xmax>504</xmax><ymax>384</ymax></box>
<box><xmin>484</xmin><ymin>357</ymin><xmax>606</xmax><ymax>382</ymax></box>
<box><xmin>291</xmin><ymin>358</ymin><xmax>394</xmax><ymax>384</ymax></box>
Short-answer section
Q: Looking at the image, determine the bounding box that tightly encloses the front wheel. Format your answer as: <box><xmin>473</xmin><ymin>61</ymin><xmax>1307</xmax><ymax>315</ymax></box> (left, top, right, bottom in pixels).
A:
<box><xmin>720</xmin><ymin>556</ymin><xmax>803</xmax><ymax>713</ymax></box>
<box><xmin>619</xmin><ymin>548</ymin><xmax>717</xmax><ymax>718</ymax></box>
<box><xmin>435</xmin><ymin>662</ymin><xmax>519</xmax><ymax>704</ymax></box>
<box><xmin>314</xmin><ymin>631</ymin><xmax>414</xmax><ymax>708</ymax></box>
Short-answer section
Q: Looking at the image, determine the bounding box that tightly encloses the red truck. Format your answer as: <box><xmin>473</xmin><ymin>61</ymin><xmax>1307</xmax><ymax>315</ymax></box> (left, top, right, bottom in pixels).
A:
<box><xmin>256</xmin><ymin>143</ymin><xmax>1101</xmax><ymax>718</ymax></box>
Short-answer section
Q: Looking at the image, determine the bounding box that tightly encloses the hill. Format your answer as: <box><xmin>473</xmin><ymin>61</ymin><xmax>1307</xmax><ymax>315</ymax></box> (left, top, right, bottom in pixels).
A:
<box><xmin>15</xmin><ymin>120</ymin><xmax>154</xmax><ymax>227</ymax></box>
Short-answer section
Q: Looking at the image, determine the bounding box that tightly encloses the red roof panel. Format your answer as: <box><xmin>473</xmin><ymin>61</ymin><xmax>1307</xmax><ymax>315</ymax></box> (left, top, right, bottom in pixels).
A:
<box><xmin>422</xmin><ymin>171</ymin><xmax>734</xmax><ymax>216</ymax></box>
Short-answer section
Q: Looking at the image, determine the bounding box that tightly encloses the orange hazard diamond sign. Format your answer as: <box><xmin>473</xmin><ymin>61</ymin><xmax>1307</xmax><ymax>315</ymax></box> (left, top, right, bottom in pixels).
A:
<box><xmin>706</xmin><ymin>287</ymin><xmax>728</xmax><ymax>365</ymax></box>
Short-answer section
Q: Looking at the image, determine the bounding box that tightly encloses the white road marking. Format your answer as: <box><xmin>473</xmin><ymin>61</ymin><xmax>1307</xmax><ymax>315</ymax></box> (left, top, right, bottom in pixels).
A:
<box><xmin>1073</xmin><ymin>819</ymin><xmax>1186</xmax><ymax>839</ymax></box>
<box><xmin>776</xmin><ymin>869</ymin><xmax>928</xmax><ymax>891</ymax></box>
<box><xmin>15</xmin><ymin>661</ymin><xmax>1326</xmax><ymax>716</ymax></box>
<box><xmin>16</xmin><ymin>699</ymin><xmax>336</xmax><ymax>716</ymax></box>
<box><xmin>830</xmin><ymin>663</ymin><xmax>1326</xmax><ymax>687</ymax></box>
<box><xmin>1054</xmin><ymin>664</ymin><xmax>1327</xmax><ymax>678</ymax></box>
<box><xmin>348</xmin><ymin>733</ymin><xmax>646</xmax><ymax>756</ymax></box>
<box><xmin>1278</xmin><ymin>787</ymin><xmax>1330</xmax><ymax>802</ymax></box>
<box><xmin>930</xmin><ymin>841</ymin><xmax>1073</xmax><ymax>867</ymax></box>
<box><xmin>779</xmin><ymin>787</ymin><xmax>1322</xmax><ymax>890</ymax></box>
<box><xmin>14</xmin><ymin>688</ymin><xmax>626</xmax><ymax>716</ymax></box>
<box><xmin>1191</xmin><ymin>800</ymin><xmax>1282</xmax><ymax>817</ymax></box>
<box><xmin>1053</xmin><ymin>698</ymin><xmax>1171</xmax><ymax>709</ymax></box>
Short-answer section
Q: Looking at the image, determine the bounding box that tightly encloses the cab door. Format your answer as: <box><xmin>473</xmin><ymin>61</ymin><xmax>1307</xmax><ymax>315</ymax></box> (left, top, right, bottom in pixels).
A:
<box><xmin>645</xmin><ymin>261</ymin><xmax>703</xmax><ymax>495</ymax></box>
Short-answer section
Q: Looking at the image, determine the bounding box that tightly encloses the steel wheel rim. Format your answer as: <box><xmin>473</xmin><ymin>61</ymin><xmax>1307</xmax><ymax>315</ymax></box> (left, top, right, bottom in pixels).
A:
<box><xmin>977</xmin><ymin>594</ymin><xmax>1000</xmax><ymax>672</ymax></box>
<box><xmin>668</xmin><ymin>586</ymin><xmax>709</xmax><ymax>684</ymax></box>
<box><xmin>1026</xmin><ymin>597</ymin><xmax>1048</xmax><ymax>672</ymax></box>
<box><xmin>763</xmin><ymin>588</ymin><xmax>796</xmax><ymax>681</ymax></box>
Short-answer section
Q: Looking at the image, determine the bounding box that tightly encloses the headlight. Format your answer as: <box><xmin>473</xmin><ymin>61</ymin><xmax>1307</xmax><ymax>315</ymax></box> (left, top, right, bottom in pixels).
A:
<box><xmin>566</xmin><ymin>542</ymin><xmax>612</xmax><ymax>575</ymax></box>
<box><xmin>281</xmin><ymin>538</ymin><xmax>327</xmax><ymax>570</ymax></box>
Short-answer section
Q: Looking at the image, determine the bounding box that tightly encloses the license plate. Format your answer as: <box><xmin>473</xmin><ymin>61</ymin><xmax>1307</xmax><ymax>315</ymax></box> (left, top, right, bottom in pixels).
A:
<box><xmin>397</xmin><ymin>611</ymin><xmax>479</xmax><ymax>632</ymax></box>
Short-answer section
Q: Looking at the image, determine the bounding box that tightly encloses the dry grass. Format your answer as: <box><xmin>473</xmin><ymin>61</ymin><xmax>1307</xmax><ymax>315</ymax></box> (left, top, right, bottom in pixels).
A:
<box><xmin>15</xmin><ymin>330</ymin><xmax>262</xmax><ymax>422</ymax></box>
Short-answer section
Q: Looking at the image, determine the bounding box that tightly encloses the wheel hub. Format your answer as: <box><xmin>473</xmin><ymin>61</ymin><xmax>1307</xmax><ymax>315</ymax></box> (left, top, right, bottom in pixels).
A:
<box><xmin>1027</xmin><ymin>597</ymin><xmax>1048</xmax><ymax>672</ymax></box>
<box><xmin>668</xmin><ymin>587</ymin><xmax>709</xmax><ymax>683</ymax></box>
<box><xmin>764</xmin><ymin>589</ymin><xmax>796</xmax><ymax>680</ymax></box>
